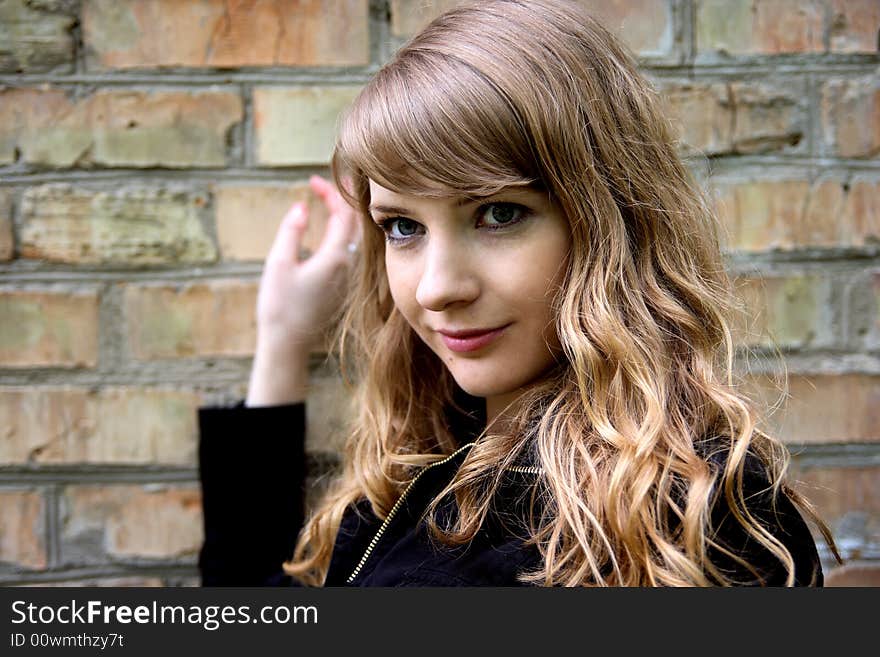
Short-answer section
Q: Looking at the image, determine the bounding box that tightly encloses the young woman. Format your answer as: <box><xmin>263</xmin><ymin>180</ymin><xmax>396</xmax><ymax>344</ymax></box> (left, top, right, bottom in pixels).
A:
<box><xmin>198</xmin><ymin>0</ymin><xmax>838</xmax><ymax>587</ymax></box>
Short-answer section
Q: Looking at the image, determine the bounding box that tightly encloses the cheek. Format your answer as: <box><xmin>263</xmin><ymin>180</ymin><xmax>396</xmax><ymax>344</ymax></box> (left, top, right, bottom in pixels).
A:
<box><xmin>385</xmin><ymin>256</ymin><xmax>418</xmax><ymax>320</ymax></box>
<box><xmin>516</xmin><ymin>238</ymin><xmax>569</xmax><ymax>334</ymax></box>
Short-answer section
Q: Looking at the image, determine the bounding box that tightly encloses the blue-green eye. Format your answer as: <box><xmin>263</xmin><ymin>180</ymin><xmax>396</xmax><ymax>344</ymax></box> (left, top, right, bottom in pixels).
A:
<box><xmin>393</xmin><ymin>218</ymin><xmax>419</xmax><ymax>236</ymax></box>
<box><xmin>479</xmin><ymin>203</ymin><xmax>526</xmax><ymax>228</ymax></box>
<box><xmin>379</xmin><ymin>217</ymin><xmax>423</xmax><ymax>243</ymax></box>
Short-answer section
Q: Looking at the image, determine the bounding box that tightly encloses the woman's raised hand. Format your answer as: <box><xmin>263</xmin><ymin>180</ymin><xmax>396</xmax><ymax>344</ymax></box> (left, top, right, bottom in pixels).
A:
<box><xmin>246</xmin><ymin>175</ymin><xmax>361</xmax><ymax>407</ymax></box>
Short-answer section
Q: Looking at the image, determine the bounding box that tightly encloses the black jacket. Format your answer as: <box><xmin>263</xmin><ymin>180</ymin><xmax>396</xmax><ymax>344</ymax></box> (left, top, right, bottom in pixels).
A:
<box><xmin>198</xmin><ymin>400</ymin><xmax>824</xmax><ymax>587</ymax></box>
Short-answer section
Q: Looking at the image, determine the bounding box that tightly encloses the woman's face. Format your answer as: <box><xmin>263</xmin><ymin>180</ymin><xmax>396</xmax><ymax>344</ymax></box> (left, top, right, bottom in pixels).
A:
<box><xmin>368</xmin><ymin>179</ymin><xmax>571</xmax><ymax>420</ymax></box>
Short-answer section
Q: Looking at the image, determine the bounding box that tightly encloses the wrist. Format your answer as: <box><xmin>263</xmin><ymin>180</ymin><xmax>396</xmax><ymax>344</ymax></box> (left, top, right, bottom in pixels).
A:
<box><xmin>246</xmin><ymin>343</ymin><xmax>310</xmax><ymax>407</ymax></box>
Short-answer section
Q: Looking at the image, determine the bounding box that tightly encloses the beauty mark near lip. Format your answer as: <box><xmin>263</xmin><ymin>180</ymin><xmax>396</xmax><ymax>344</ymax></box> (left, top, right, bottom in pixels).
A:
<box><xmin>438</xmin><ymin>325</ymin><xmax>509</xmax><ymax>353</ymax></box>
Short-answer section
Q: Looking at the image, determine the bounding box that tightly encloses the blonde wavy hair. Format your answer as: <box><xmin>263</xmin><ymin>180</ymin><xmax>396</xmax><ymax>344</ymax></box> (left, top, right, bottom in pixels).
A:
<box><xmin>283</xmin><ymin>0</ymin><xmax>837</xmax><ymax>586</ymax></box>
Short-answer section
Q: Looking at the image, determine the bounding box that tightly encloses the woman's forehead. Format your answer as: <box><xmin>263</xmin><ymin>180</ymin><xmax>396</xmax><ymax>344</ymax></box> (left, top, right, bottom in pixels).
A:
<box><xmin>366</xmin><ymin>178</ymin><xmax>558</xmax><ymax>217</ymax></box>
<box><xmin>366</xmin><ymin>176</ymin><xmax>544</xmax><ymax>202</ymax></box>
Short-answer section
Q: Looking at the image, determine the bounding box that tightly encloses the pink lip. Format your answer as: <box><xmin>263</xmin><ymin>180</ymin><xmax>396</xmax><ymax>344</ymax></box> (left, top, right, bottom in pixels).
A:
<box><xmin>437</xmin><ymin>325</ymin><xmax>509</xmax><ymax>353</ymax></box>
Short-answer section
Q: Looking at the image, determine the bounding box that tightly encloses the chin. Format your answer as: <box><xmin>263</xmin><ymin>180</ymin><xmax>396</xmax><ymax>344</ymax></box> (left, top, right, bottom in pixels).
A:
<box><xmin>447</xmin><ymin>370</ymin><xmax>523</xmax><ymax>399</ymax></box>
<box><xmin>445</xmin><ymin>358</ymin><xmax>561</xmax><ymax>401</ymax></box>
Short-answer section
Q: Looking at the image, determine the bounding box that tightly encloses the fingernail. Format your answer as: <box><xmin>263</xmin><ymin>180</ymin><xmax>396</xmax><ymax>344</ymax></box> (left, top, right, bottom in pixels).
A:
<box><xmin>288</xmin><ymin>202</ymin><xmax>305</xmax><ymax>225</ymax></box>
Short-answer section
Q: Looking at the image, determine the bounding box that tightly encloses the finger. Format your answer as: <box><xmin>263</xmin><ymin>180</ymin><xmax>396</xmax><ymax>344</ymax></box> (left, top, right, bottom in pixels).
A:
<box><xmin>265</xmin><ymin>202</ymin><xmax>307</xmax><ymax>265</ymax></box>
<box><xmin>309</xmin><ymin>175</ymin><xmax>343</xmax><ymax>215</ymax></box>
<box><xmin>309</xmin><ymin>180</ymin><xmax>361</xmax><ymax>256</ymax></box>
<box><xmin>317</xmin><ymin>203</ymin><xmax>359</xmax><ymax>256</ymax></box>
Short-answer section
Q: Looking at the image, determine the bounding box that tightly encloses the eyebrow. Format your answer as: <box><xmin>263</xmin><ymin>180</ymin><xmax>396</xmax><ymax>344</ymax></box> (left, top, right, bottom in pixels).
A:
<box><xmin>368</xmin><ymin>193</ymin><xmax>530</xmax><ymax>218</ymax></box>
<box><xmin>368</xmin><ymin>204</ymin><xmax>413</xmax><ymax>217</ymax></box>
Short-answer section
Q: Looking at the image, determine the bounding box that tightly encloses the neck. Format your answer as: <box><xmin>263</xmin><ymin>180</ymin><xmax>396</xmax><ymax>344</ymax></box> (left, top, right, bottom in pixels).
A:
<box><xmin>485</xmin><ymin>390</ymin><xmax>525</xmax><ymax>434</ymax></box>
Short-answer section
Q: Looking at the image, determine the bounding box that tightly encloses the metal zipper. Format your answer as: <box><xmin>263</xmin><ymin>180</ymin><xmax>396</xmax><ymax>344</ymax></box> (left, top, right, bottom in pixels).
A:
<box><xmin>346</xmin><ymin>441</ymin><xmax>477</xmax><ymax>584</ymax></box>
<box><xmin>507</xmin><ymin>465</ymin><xmax>544</xmax><ymax>475</ymax></box>
<box><xmin>345</xmin><ymin>444</ymin><xmax>545</xmax><ymax>584</ymax></box>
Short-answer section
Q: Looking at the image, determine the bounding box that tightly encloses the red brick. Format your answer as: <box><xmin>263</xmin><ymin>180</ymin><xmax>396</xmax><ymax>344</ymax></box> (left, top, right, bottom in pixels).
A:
<box><xmin>0</xmin><ymin>387</ymin><xmax>200</xmax><ymax>465</ymax></box>
<box><xmin>0</xmin><ymin>288</ymin><xmax>99</xmax><ymax>368</ymax></box>
<box><xmin>0</xmin><ymin>0</ymin><xmax>76</xmax><ymax>73</ymax></box>
<box><xmin>750</xmin><ymin>374</ymin><xmax>880</xmax><ymax>444</ymax></box>
<box><xmin>830</xmin><ymin>0</ymin><xmax>880</xmax><ymax>53</ymax></box>
<box><xmin>0</xmin><ymin>189</ymin><xmax>13</xmax><ymax>261</ymax></box>
<box><xmin>0</xmin><ymin>87</ymin><xmax>242</xmax><ymax>168</ymax></box>
<box><xmin>214</xmin><ymin>183</ymin><xmax>330</xmax><ymax>261</ymax></box>
<box><xmin>391</xmin><ymin>0</ymin><xmax>673</xmax><ymax>56</ymax></box>
<box><xmin>60</xmin><ymin>484</ymin><xmax>202</xmax><ymax>563</ymax></box>
<box><xmin>20</xmin><ymin>185</ymin><xmax>217</xmax><ymax>266</ymax></box>
<box><xmin>821</xmin><ymin>76</ymin><xmax>880</xmax><ymax>158</ymax></box>
<box><xmin>696</xmin><ymin>0</ymin><xmax>824</xmax><ymax>55</ymax></box>
<box><xmin>0</xmin><ymin>490</ymin><xmax>47</xmax><ymax>570</ymax></box>
<box><xmin>83</xmin><ymin>0</ymin><xmax>369</xmax><ymax>69</ymax></box>
<box><xmin>713</xmin><ymin>177</ymin><xmax>880</xmax><ymax>252</ymax></box>
<box><xmin>824</xmin><ymin>563</ymin><xmax>880</xmax><ymax>586</ymax></box>
<box><xmin>125</xmin><ymin>280</ymin><xmax>258</xmax><ymax>359</ymax></box>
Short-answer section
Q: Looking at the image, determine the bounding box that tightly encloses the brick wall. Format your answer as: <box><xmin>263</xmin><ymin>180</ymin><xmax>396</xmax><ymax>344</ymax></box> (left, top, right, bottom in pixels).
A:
<box><xmin>0</xmin><ymin>0</ymin><xmax>877</xmax><ymax>586</ymax></box>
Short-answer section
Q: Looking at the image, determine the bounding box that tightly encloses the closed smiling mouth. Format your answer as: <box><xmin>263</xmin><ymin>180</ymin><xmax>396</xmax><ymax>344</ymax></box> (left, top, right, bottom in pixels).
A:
<box><xmin>436</xmin><ymin>324</ymin><xmax>511</xmax><ymax>352</ymax></box>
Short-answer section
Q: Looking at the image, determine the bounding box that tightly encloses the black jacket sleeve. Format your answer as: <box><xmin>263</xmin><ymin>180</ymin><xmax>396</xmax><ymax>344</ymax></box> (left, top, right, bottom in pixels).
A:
<box><xmin>198</xmin><ymin>401</ymin><xmax>306</xmax><ymax>586</ymax></box>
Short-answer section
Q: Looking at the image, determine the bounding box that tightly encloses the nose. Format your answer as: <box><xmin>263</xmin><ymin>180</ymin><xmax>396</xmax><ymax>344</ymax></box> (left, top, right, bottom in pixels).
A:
<box><xmin>415</xmin><ymin>237</ymin><xmax>480</xmax><ymax>311</ymax></box>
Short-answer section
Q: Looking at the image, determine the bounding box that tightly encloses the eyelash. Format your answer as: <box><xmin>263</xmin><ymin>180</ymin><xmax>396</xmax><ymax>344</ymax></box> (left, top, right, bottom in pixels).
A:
<box><xmin>375</xmin><ymin>202</ymin><xmax>532</xmax><ymax>246</ymax></box>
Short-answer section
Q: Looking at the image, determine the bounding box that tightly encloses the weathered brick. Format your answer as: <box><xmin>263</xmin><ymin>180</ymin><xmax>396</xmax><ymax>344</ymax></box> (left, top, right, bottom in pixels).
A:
<box><xmin>0</xmin><ymin>387</ymin><xmax>200</xmax><ymax>465</ymax></box>
<box><xmin>581</xmin><ymin>0</ymin><xmax>673</xmax><ymax>56</ymax></box>
<box><xmin>733</xmin><ymin>274</ymin><xmax>833</xmax><ymax>349</ymax></box>
<box><xmin>696</xmin><ymin>0</ymin><xmax>824</xmax><ymax>55</ymax></box>
<box><xmin>83</xmin><ymin>0</ymin><xmax>369</xmax><ymax>69</ymax></box>
<box><xmin>0</xmin><ymin>87</ymin><xmax>70</xmax><ymax>165</ymax></box>
<box><xmin>215</xmin><ymin>183</ymin><xmax>330</xmax><ymax>261</ymax></box>
<box><xmin>714</xmin><ymin>177</ymin><xmax>880</xmax><ymax>252</ymax></box>
<box><xmin>0</xmin><ymin>189</ymin><xmax>13</xmax><ymax>261</ymax></box>
<box><xmin>253</xmin><ymin>86</ymin><xmax>362</xmax><ymax>166</ymax></box>
<box><xmin>824</xmin><ymin>563</ymin><xmax>880</xmax><ymax>587</ymax></box>
<box><xmin>306</xmin><ymin>371</ymin><xmax>355</xmax><ymax>456</ymax></box>
<box><xmin>662</xmin><ymin>81</ymin><xmax>805</xmax><ymax>156</ymax></box>
<box><xmin>0</xmin><ymin>87</ymin><xmax>242</xmax><ymax>168</ymax></box>
<box><xmin>0</xmin><ymin>489</ymin><xmax>46</xmax><ymax>570</ymax></box>
<box><xmin>60</xmin><ymin>484</ymin><xmax>202</xmax><ymax>563</ymax></box>
<box><xmin>821</xmin><ymin>76</ymin><xmax>880</xmax><ymax>158</ymax></box>
<box><xmin>789</xmin><ymin>464</ymin><xmax>880</xmax><ymax>558</ymax></box>
<box><xmin>0</xmin><ymin>0</ymin><xmax>76</xmax><ymax>73</ymax></box>
<box><xmin>846</xmin><ymin>179</ymin><xmax>880</xmax><ymax>247</ymax></box>
<box><xmin>749</xmin><ymin>374</ymin><xmax>880</xmax><ymax>443</ymax></box>
<box><xmin>125</xmin><ymin>280</ymin><xmax>258</xmax><ymax>359</ymax></box>
<box><xmin>854</xmin><ymin>270</ymin><xmax>880</xmax><ymax>350</ymax></box>
<box><xmin>662</xmin><ymin>82</ymin><xmax>732</xmax><ymax>154</ymax></box>
<box><xmin>20</xmin><ymin>185</ymin><xmax>217</xmax><ymax>266</ymax></box>
<box><xmin>728</xmin><ymin>82</ymin><xmax>807</xmax><ymax>153</ymax></box>
<box><xmin>23</xmin><ymin>576</ymin><xmax>164</xmax><ymax>587</ymax></box>
<box><xmin>391</xmin><ymin>0</ymin><xmax>673</xmax><ymax>56</ymax></box>
<box><xmin>0</xmin><ymin>288</ymin><xmax>99</xmax><ymax>368</ymax></box>
<box><xmin>830</xmin><ymin>0</ymin><xmax>880</xmax><ymax>53</ymax></box>
<box><xmin>389</xmin><ymin>0</ymin><xmax>462</xmax><ymax>37</ymax></box>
